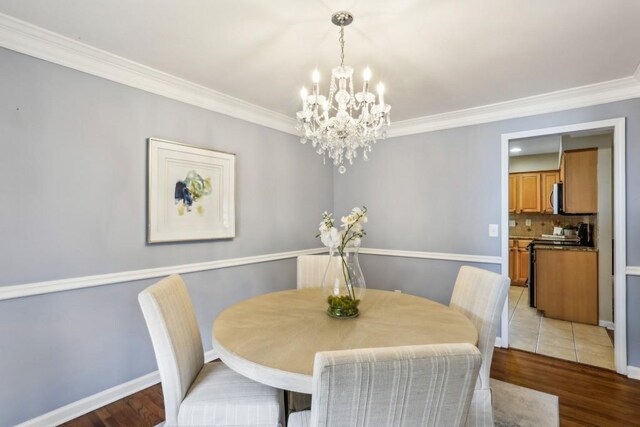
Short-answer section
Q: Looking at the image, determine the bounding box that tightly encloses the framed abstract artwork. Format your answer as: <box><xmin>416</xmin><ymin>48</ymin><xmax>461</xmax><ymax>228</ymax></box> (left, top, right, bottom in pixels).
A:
<box><xmin>147</xmin><ymin>138</ymin><xmax>236</xmax><ymax>243</ymax></box>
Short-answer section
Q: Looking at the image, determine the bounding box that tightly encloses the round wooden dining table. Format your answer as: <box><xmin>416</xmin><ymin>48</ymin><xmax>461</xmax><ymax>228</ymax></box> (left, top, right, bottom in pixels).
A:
<box><xmin>211</xmin><ymin>288</ymin><xmax>478</xmax><ymax>394</ymax></box>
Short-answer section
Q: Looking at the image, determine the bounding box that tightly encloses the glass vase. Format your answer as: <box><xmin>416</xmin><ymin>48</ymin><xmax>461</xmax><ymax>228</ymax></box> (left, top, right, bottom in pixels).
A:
<box><xmin>322</xmin><ymin>249</ymin><xmax>366</xmax><ymax>318</ymax></box>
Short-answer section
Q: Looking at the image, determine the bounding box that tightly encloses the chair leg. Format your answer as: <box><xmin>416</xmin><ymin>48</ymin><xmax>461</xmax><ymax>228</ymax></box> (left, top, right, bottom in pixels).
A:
<box><xmin>287</xmin><ymin>391</ymin><xmax>312</xmax><ymax>412</ymax></box>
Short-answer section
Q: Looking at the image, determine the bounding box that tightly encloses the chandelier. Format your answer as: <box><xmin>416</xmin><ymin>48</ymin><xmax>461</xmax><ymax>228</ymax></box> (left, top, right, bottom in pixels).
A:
<box><xmin>296</xmin><ymin>11</ymin><xmax>391</xmax><ymax>174</ymax></box>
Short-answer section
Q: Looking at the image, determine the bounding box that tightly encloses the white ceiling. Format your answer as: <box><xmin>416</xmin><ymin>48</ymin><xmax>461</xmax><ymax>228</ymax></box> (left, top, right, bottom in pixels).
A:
<box><xmin>0</xmin><ymin>0</ymin><xmax>639</xmax><ymax>122</ymax></box>
<box><xmin>509</xmin><ymin>135</ymin><xmax>561</xmax><ymax>157</ymax></box>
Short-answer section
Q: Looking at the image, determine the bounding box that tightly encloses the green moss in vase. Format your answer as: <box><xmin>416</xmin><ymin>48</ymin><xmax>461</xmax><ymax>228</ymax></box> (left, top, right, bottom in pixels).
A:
<box><xmin>327</xmin><ymin>295</ymin><xmax>360</xmax><ymax>318</ymax></box>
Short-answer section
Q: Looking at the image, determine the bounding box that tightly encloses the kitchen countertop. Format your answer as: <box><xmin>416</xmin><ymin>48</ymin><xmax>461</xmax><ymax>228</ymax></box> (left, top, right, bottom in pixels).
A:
<box><xmin>510</xmin><ymin>235</ymin><xmax>535</xmax><ymax>240</ymax></box>
<box><xmin>533</xmin><ymin>244</ymin><xmax>598</xmax><ymax>252</ymax></box>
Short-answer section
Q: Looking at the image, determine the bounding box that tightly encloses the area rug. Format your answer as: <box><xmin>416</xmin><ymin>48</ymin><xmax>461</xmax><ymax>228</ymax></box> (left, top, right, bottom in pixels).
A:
<box><xmin>492</xmin><ymin>379</ymin><xmax>559</xmax><ymax>426</ymax></box>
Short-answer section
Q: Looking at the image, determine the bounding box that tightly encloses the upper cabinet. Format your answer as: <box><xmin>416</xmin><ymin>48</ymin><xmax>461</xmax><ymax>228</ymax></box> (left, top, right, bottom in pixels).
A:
<box><xmin>509</xmin><ymin>175</ymin><xmax>517</xmax><ymax>213</ymax></box>
<box><xmin>562</xmin><ymin>148</ymin><xmax>598</xmax><ymax>214</ymax></box>
<box><xmin>541</xmin><ymin>171</ymin><xmax>560</xmax><ymax>213</ymax></box>
<box><xmin>518</xmin><ymin>173</ymin><xmax>541</xmax><ymax>213</ymax></box>
<box><xmin>509</xmin><ymin>171</ymin><xmax>556</xmax><ymax>214</ymax></box>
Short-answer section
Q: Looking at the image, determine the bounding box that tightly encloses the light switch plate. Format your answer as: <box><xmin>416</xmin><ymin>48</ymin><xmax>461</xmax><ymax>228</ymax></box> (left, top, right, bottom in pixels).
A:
<box><xmin>509</xmin><ymin>220</ymin><xmax>516</xmax><ymax>227</ymax></box>
<box><xmin>488</xmin><ymin>224</ymin><xmax>499</xmax><ymax>237</ymax></box>
<box><xmin>525</xmin><ymin>219</ymin><xmax>532</xmax><ymax>226</ymax></box>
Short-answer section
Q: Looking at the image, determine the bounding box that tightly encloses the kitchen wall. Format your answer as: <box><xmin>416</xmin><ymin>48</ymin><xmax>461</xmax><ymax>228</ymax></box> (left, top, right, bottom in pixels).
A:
<box><xmin>335</xmin><ymin>96</ymin><xmax>640</xmax><ymax>370</ymax></box>
<box><xmin>0</xmin><ymin>47</ymin><xmax>333</xmax><ymax>426</ymax></box>
<box><xmin>509</xmin><ymin>213</ymin><xmax>595</xmax><ymax>239</ymax></box>
<box><xmin>509</xmin><ymin>153</ymin><xmax>560</xmax><ymax>172</ymax></box>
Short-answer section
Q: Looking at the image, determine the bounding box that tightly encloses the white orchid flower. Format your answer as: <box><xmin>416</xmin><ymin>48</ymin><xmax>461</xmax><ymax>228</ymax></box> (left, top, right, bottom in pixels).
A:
<box><xmin>321</xmin><ymin>227</ymin><xmax>341</xmax><ymax>249</ymax></box>
<box><xmin>341</xmin><ymin>214</ymin><xmax>357</xmax><ymax>226</ymax></box>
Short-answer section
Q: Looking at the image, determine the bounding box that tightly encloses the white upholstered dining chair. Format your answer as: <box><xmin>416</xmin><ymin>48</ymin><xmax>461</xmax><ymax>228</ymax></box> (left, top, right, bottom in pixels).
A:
<box><xmin>288</xmin><ymin>343</ymin><xmax>481</xmax><ymax>427</ymax></box>
<box><xmin>290</xmin><ymin>255</ymin><xmax>332</xmax><ymax>412</ymax></box>
<box><xmin>449</xmin><ymin>266</ymin><xmax>510</xmax><ymax>427</ymax></box>
<box><xmin>296</xmin><ymin>255</ymin><xmax>331</xmax><ymax>288</ymax></box>
<box><xmin>138</xmin><ymin>274</ymin><xmax>284</xmax><ymax>426</ymax></box>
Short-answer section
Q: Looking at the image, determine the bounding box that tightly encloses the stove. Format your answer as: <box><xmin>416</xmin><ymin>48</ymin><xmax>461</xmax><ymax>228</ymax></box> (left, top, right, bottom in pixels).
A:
<box><xmin>530</xmin><ymin>236</ymin><xmax>582</xmax><ymax>246</ymax></box>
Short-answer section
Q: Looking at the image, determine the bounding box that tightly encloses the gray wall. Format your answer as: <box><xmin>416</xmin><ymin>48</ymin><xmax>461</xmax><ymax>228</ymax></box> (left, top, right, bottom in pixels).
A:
<box><xmin>0</xmin><ymin>47</ymin><xmax>333</xmax><ymax>426</ymax></box>
<box><xmin>335</xmin><ymin>97</ymin><xmax>640</xmax><ymax>366</ymax></box>
<box><xmin>2</xmin><ymin>43</ymin><xmax>640</xmax><ymax>426</ymax></box>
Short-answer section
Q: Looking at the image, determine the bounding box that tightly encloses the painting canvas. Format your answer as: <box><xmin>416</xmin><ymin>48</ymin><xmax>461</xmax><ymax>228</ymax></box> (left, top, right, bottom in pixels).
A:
<box><xmin>147</xmin><ymin>138</ymin><xmax>236</xmax><ymax>243</ymax></box>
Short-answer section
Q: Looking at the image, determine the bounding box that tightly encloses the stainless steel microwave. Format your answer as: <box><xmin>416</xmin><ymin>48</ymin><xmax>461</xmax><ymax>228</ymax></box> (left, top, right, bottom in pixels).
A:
<box><xmin>551</xmin><ymin>182</ymin><xmax>564</xmax><ymax>214</ymax></box>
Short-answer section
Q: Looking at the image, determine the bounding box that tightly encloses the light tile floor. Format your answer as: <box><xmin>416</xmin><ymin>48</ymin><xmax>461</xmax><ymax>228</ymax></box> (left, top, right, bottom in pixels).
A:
<box><xmin>508</xmin><ymin>286</ymin><xmax>615</xmax><ymax>370</ymax></box>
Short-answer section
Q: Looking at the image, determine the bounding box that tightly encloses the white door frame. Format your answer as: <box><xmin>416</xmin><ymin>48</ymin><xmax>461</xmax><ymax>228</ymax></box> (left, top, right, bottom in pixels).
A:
<box><xmin>500</xmin><ymin>117</ymin><xmax>627</xmax><ymax>375</ymax></box>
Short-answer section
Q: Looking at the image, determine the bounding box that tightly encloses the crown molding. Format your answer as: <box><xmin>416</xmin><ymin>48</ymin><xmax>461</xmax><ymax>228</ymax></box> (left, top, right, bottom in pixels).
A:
<box><xmin>0</xmin><ymin>13</ymin><xmax>297</xmax><ymax>135</ymax></box>
<box><xmin>388</xmin><ymin>74</ymin><xmax>640</xmax><ymax>138</ymax></box>
<box><xmin>1</xmin><ymin>13</ymin><xmax>639</xmax><ymax>140</ymax></box>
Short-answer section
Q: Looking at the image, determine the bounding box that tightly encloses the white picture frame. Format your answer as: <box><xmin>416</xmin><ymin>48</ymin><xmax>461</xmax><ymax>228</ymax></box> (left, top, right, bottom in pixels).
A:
<box><xmin>147</xmin><ymin>138</ymin><xmax>236</xmax><ymax>243</ymax></box>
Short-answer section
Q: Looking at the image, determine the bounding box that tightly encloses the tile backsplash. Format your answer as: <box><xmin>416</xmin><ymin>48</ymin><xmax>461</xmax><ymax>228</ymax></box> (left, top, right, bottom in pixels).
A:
<box><xmin>509</xmin><ymin>213</ymin><xmax>596</xmax><ymax>239</ymax></box>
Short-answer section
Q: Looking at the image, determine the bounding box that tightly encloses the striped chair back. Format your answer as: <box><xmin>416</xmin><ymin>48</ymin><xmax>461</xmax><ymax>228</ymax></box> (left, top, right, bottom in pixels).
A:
<box><xmin>297</xmin><ymin>255</ymin><xmax>332</xmax><ymax>289</ymax></box>
<box><xmin>309</xmin><ymin>343</ymin><xmax>481</xmax><ymax>427</ymax></box>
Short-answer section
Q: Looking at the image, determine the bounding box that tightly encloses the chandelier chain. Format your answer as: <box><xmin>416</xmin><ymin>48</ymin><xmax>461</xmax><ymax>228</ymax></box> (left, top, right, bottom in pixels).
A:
<box><xmin>339</xmin><ymin>25</ymin><xmax>345</xmax><ymax>67</ymax></box>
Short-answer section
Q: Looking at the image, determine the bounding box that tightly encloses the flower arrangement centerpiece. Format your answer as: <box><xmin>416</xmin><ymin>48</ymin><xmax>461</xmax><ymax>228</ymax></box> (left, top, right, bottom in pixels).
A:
<box><xmin>317</xmin><ymin>206</ymin><xmax>367</xmax><ymax>318</ymax></box>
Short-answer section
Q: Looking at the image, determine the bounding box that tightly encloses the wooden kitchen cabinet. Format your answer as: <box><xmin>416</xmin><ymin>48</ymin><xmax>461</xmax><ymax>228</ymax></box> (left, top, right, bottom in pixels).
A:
<box><xmin>516</xmin><ymin>249</ymin><xmax>529</xmax><ymax>284</ymax></box>
<box><xmin>562</xmin><ymin>148</ymin><xmax>598</xmax><ymax>214</ymax></box>
<box><xmin>535</xmin><ymin>249</ymin><xmax>598</xmax><ymax>325</ymax></box>
<box><xmin>541</xmin><ymin>171</ymin><xmax>560</xmax><ymax>213</ymax></box>
<box><xmin>509</xmin><ymin>171</ymin><xmax>558</xmax><ymax>214</ymax></box>
<box><xmin>509</xmin><ymin>242</ymin><xmax>516</xmax><ymax>283</ymax></box>
<box><xmin>517</xmin><ymin>173</ymin><xmax>541</xmax><ymax>213</ymax></box>
<box><xmin>509</xmin><ymin>239</ymin><xmax>531</xmax><ymax>286</ymax></box>
<box><xmin>509</xmin><ymin>175</ymin><xmax>517</xmax><ymax>213</ymax></box>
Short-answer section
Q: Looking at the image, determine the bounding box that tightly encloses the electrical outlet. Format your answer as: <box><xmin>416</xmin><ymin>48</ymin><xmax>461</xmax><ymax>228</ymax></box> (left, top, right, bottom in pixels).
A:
<box><xmin>525</xmin><ymin>219</ymin><xmax>532</xmax><ymax>226</ymax></box>
<box><xmin>488</xmin><ymin>224</ymin><xmax>499</xmax><ymax>237</ymax></box>
<box><xmin>509</xmin><ymin>220</ymin><xmax>516</xmax><ymax>227</ymax></box>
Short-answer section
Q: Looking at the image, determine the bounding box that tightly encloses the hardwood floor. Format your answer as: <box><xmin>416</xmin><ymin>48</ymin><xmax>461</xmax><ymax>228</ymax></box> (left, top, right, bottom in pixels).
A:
<box><xmin>63</xmin><ymin>349</ymin><xmax>640</xmax><ymax>427</ymax></box>
<box><xmin>491</xmin><ymin>349</ymin><xmax>640</xmax><ymax>426</ymax></box>
<box><xmin>62</xmin><ymin>385</ymin><xmax>164</xmax><ymax>427</ymax></box>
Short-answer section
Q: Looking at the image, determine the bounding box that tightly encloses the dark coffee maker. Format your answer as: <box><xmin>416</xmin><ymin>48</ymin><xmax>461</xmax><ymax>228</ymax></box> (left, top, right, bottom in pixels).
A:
<box><xmin>577</xmin><ymin>223</ymin><xmax>592</xmax><ymax>246</ymax></box>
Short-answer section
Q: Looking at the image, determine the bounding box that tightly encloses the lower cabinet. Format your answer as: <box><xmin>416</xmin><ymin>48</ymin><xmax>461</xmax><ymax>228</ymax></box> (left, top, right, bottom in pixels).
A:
<box><xmin>509</xmin><ymin>247</ymin><xmax>516</xmax><ymax>281</ymax></box>
<box><xmin>535</xmin><ymin>249</ymin><xmax>598</xmax><ymax>325</ymax></box>
<box><xmin>509</xmin><ymin>239</ymin><xmax>531</xmax><ymax>286</ymax></box>
<box><xmin>516</xmin><ymin>248</ymin><xmax>529</xmax><ymax>284</ymax></box>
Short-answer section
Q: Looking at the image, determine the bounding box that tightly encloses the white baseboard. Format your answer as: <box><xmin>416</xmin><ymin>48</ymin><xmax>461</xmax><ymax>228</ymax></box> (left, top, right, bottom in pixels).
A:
<box><xmin>627</xmin><ymin>366</ymin><xmax>640</xmax><ymax>380</ymax></box>
<box><xmin>17</xmin><ymin>371</ymin><xmax>160</xmax><ymax>427</ymax></box>
<box><xmin>495</xmin><ymin>337</ymin><xmax>502</xmax><ymax>348</ymax></box>
<box><xmin>17</xmin><ymin>348</ymin><xmax>220</xmax><ymax>427</ymax></box>
<box><xmin>599</xmin><ymin>320</ymin><xmax>615</xmax><ymax>330</ymax></box>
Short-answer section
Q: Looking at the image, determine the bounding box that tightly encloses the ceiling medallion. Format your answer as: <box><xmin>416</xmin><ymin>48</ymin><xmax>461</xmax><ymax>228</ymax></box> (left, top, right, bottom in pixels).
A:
<box><xmin>296</xmin><ymin>11</ymin><xmax>391</xmax><ymax>174</ymax></box>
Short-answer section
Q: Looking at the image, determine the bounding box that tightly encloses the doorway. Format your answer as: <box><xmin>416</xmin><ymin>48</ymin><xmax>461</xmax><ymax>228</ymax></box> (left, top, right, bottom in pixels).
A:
<box><xmin>501</xmin><ymin>118</ymin><xmax>627</xmax><ymax>374</ymax></box>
